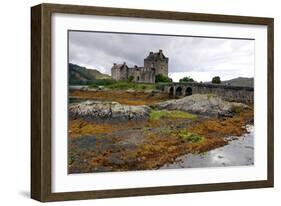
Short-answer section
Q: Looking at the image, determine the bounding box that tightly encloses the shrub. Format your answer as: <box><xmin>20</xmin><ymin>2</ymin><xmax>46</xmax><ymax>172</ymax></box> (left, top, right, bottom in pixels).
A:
<box><xmin>155</xmin><ymin>74</ymin><xmax>172</xmax><ymax>83</ymax></box>
<box><xmin>179</xmin><ymin>76</ymin><xmax>196</xmax><ymax>83</ymax></box>
<box><xmin>212</xmin><ymin>76</ymin><xmax>221</xmax><ymax>84</ymax></box>
<box><xmin>128</xmin><ymin>75</ymin><xmax>134</xmax><ymax>82</ymax></box>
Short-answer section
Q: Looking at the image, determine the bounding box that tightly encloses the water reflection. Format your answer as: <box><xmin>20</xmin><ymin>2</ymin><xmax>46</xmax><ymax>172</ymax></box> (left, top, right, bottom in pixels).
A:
<box><xmin>161</xmin><ymin>125</ymin><xmax>254</xmax><ymax>169</ymax></box>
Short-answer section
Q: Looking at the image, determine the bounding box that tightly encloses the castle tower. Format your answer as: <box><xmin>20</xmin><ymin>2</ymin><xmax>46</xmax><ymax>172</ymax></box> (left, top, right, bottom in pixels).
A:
<box><xmin>144</xmin><ymin>49</ymin><xmax>168</xmax><ymax>77</ymax></box>
<box><xmin>111</xmin><ymin>62</ymin><xmax>129</xmax><ymax>81</ymax></box>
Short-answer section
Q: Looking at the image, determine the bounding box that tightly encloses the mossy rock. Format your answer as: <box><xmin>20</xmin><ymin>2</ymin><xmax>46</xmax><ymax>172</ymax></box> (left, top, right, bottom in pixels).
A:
<box><xmin>149</xmin><ymin>110</ymin><xmax>197</xmax><ymax>121</ymax></box>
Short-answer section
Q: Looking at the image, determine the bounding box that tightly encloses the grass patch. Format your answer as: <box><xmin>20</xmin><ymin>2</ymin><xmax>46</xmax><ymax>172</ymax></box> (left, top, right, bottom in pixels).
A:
<box><xmin>89</xmin><ymin>79</ymin><xmax>117</xmax><ymax>88</ymax></box>
<box><xmin>89</xmin><ymin>80</ymin><xmax>156</xmax><ymax>91</ymax></box>
<box><xmin>106</xmin><ymin>81</ymin><xmax>155</xmax><ymax>91</ymax></box>
<box><xmin>178</xmin><ymin>130</ymin><xmax>204</xmax><ymax>143</ymax></box>
<box><xmin>149</xmin><ymin>110</ymin><xmax>197</xmax><ymax>121</ymax></box>
<box><xmin>108</xmin><ymin>82</ymin><xmax>155</xmax><ymax>91</ymax></box>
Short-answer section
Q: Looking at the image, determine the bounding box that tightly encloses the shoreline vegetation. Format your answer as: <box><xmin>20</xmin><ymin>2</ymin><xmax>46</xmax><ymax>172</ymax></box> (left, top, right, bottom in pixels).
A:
<box><xmin>69</xmin><ymin>90</ymin><xmax>170</xmax><ymax>106</ymax></box>
<box><xmin>68</xmin><ymin>87</ymin><xmax>253</xmax><ymax>173</ymax></box>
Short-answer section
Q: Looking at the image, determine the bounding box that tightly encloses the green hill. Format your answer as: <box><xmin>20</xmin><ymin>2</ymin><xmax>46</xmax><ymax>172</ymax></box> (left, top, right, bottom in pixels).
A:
<box><xmin>221</xmin><ymin>77</ymin><xmax>254</xmax><ymax>87</ymax></box>
<box><xmin>205</xmin><ymin>77</ymin><xmax>254</xmax><ymax>87</ymax></box>
<box><xmin>69</xmin><ymin>63</ymin><xmax>110</xmax><ymax>85</ymax></box>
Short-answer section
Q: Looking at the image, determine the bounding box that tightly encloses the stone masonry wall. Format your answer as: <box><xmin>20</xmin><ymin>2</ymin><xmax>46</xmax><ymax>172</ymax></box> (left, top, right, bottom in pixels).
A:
<box><xmin>144</xmin><ymin>59</ymin><xmax>168</xmax><ymax>77</ymax></box>
<box><xmin>128</xmin><ymin>67</ymin><xmax>155</xmax><ymax>83</ymax></box>
<box><xmin>161</xmin><ymin>83</ymin><xmax>254</xmax><ymax>104</ymax></box>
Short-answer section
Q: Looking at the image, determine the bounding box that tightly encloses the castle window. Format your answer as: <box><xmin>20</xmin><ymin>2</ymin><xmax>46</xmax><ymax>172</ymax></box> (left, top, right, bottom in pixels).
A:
<box><xmin>137</xmin><ymin>76</ymin><xmax>140</xmax><ymax>81</ymax></box>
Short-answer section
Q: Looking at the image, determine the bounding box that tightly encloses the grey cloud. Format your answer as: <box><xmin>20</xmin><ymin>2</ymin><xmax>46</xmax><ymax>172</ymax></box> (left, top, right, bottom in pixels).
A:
<box><xmin>69</xmin><ymin>31</ymin><xmax>254</xmax><ymax>81</ymax></box>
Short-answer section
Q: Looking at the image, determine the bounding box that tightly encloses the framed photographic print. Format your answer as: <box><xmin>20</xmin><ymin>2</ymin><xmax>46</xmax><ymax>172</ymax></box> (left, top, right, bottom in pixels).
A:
<box><xmin>31</xmin><ymin>3</ymin><xmax>274</xmax><ymax>202</ymax></box>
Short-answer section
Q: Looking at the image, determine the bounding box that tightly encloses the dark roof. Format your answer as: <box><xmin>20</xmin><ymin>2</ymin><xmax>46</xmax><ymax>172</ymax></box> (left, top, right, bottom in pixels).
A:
<box><xmin>144</xmin><ymin>50</ymin><xmax>168</xmax><ymax>61</ymax></box>
<box><xmin>129</xmin><ymin>66</ymin><xmax>143</xmax><ymax>70</ymax></box>
<box><xmin>111</xmin><ymin>63</ymin><xmax>128</xmax><ymax>70</ymax></box>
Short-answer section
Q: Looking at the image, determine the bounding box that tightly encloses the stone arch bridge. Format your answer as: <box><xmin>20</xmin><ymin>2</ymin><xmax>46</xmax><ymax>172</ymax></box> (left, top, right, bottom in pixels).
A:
<box><xmin>157</xmin><ymin>83</ymin><xmax>254</xmax><ymax>104</ymax></box>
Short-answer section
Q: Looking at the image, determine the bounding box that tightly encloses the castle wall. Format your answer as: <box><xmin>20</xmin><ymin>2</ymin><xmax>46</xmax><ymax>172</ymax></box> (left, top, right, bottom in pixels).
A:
<box><xmin>111</xmin><ymin>66</ymin><xmax>128</xmax><ymax>81</ymax></box>
<box><xmin>144</xmin><ymin>59</ymin><xmax>168</xmax><ymax>77</ymax></box>
<box><xmin>111</xmin><ymin>67</ymin><xmax>118</xmax><ymax>80</ymax></box>
<box><xmin>128</xmin><ymin>68</ymin><xmax>141</xmax><ymax>82</ymax></box>
<box><xmin>128</xmin><ymin>67</ymin><xmax>155</xmax><ymax>83</ymax></box>
<box><xmin>140</xmin><ymin>68</ymin><xmax>155</xmax><ymax>83</ymax></box>
<box><xmin>119</xmin><ymin>67</ymin><xmax>128</xmax><ymax>80</ymax></box>
<box><xmin>111</xmin><ymin>50</ymin><xmax>168</xmax><ymax>83</ymax></box>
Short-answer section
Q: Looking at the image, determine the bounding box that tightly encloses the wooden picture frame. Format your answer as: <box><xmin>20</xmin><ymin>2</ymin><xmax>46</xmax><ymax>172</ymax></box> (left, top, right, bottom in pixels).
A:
<box><xmin>31</xmin><ymin>3</ymin><xmax>274</xmax><ymax>202</ymax></box>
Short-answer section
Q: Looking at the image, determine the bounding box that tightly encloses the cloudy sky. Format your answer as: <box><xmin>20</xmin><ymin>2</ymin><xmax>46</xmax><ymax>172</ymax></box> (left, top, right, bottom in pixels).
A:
<box><xmin>69</xmin><ymin>31</ymin><xmax>254</xmax><ymax>82</ymax></box>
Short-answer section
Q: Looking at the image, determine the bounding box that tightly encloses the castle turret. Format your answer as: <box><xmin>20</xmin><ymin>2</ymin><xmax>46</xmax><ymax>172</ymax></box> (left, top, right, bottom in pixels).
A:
<box><xmin>111</xmin><ymin>62</ymin><xmax>129</xmax><ymax>81</ymax></box>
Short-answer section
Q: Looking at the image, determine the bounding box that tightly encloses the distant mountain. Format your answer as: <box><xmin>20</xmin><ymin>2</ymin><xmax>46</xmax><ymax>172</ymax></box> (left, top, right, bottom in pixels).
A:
<box><xmin>205</xmin><ymin>77</ymin><xmax>254</xmax><ymax>87</ymax></box>
<box><xmin>69</xmin><ymin>63</ymin><xmax>110</xmax><ymax>85</ymax></box>
<box><xmin>221</xmin><ymin>77</ymin><xmax>254</xmax><ymax>87</ymax></box>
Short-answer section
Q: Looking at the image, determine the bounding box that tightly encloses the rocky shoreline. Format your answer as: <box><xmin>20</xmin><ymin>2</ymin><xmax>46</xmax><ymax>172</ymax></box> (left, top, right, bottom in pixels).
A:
<box><xmin>69</xmin><ymin>94</ymin><xmax>248</xmax><ymax>121</ymax></box>
<box><xmin>154</xmin><ymin>94</ymin><xmax>248</xmax><ymax>117</ymax></box>
<box><xmin>69</xmin><ymin>100</ymin><xmax>151</xmax><ymax>121</ymax></box>
<box><xmin>68</xmin><ymin>92</ymin><xmax>253</xmax><ymax>173</ymax></box>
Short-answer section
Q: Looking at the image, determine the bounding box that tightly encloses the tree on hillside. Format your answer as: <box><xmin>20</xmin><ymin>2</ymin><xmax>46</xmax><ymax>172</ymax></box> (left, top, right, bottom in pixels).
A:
<box><xmin>212</xmin><ymin>76</ymin><xmax>221</xmax><ymax>84</ymax></box>
<box><xmin>179</xmin><ymin>76</ymin><xmax>196</xmax><ymax>83</ymax></box>
<box><xmin>155</xmin><ymin>74</ymin><xmax>172</xmax><ymax>83</ymax></box>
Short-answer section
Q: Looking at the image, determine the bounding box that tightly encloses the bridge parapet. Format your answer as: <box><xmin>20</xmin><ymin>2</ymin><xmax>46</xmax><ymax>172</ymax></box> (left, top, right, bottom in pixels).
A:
<box><xmin>157</xmin><ymin>82</ymin><xmax>254</xmax><ymax>104</ymax></box>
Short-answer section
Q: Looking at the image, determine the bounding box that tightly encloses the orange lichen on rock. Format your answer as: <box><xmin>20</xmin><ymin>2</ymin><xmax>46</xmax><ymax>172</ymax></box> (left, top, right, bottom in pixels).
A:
<box><xmin>86</xmin><ymin>130</ymin><xmax>227</xmax><ymax>171</ymax></box>
<box><xmin>68</xmin><ymin>106</ymin><xmax>254</xmax><ymax>173</ymax></box>
<box><xmin>69</xmin><ymin>119</ymin><xmax>145</xmax><ymax>139</ymax></box>
<box><xmin>188</xmin><ymin>108</ymin><xmax>253</xmax><ymax>139</ymax></box>
<box><xmin>69</xmin><ymin>115</ymin><xmax>176</xmax><ymax>139</ymax></box>
<box><xmin>88</xmin><ymin>133</ymin><xmax>188</xmax><ymax>171</ymax></box>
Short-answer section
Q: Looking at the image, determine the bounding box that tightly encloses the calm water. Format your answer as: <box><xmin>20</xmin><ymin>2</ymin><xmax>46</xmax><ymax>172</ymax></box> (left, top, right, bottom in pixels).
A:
<box><xmin>161</xmin><ymin>125</ymin><xmax>254</xmax><ymax>169</ymax></box>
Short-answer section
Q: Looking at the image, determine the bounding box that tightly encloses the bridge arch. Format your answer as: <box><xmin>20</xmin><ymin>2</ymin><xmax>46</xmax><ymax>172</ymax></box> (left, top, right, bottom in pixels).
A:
<box><xmin>169</xmin><ymin>87</ymin><xmax>174</xmax><ymax>96</ymax></box>
<box><xmin>185</xmin><ymin>87</ymin><xmax>192</xmax><ymax>96</ymax></box>
<box><xmin>175</xmin><ymin>86</ymin><xmax>183</xmax><ymax>96</ymax></box>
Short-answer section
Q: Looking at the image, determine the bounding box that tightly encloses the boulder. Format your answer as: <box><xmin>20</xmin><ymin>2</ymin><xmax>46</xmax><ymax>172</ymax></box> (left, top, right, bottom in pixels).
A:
<box><xmin>154</xmin><ymin>94</ymin><xmax>248</xmax><ymax>116</ymax></box>
<box><xmin>69</xmin><ymin>100</ymin><xmax>151</xmax><ymax>121</ymax></box>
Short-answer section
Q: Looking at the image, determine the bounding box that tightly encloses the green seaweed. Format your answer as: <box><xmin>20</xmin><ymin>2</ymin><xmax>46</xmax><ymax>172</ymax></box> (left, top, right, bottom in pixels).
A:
<box><xmin>178</xmin><ymin>130</ymin><xmax>204</xmax><ymax>143</ymax></box>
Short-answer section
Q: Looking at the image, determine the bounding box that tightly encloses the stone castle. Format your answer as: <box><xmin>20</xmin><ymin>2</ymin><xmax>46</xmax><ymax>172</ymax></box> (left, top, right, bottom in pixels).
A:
<box><xmin>111</xmin><ymin>49</ymin><xmax>168</xmax><ymax>83</ymax></box>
